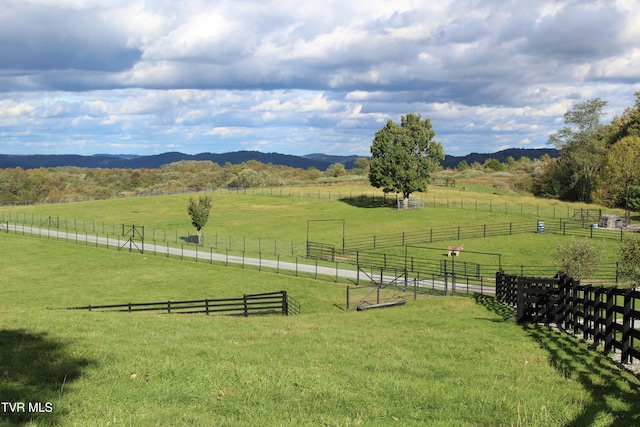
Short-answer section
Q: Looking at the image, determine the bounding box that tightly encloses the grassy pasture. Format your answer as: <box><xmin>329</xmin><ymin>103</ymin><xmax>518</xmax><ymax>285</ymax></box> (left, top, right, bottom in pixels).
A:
<box><xmin>2</xmin><ymin>233</ymin><xmax>640</xmax><ymax>426</ymax></box>
<box><xmin>1</xmin><ymin>181</ymin><xmax>627</xmax><ymax>273</ymax></box>
<box><xmin>1</xmin><ymin>181</ymin><xmax>639</xmax><ymax>426</ymax></box>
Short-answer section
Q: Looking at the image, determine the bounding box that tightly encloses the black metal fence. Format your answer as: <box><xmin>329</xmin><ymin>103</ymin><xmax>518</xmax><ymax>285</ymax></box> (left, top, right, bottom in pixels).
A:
<box><xmin>58</xmin><ymin>291</ymin><xmax>300</xmax><ymax>317</ymax></box>
<box><xmin>496</xmin><ymin>272</ymin><xmax>639</xmax><ymax>364</ymax></box>
<box><xmin>342</xmin><ymin>218</ymin><xmax>634</xmax><ymax>253</ymax></box>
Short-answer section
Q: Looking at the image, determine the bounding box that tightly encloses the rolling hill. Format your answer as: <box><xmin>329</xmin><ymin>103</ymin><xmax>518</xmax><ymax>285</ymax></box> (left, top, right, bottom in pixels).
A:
<box><xmin>0</xmin><ymin>148</ymin><xmax>558</xmax><ymax>171</ymax></box>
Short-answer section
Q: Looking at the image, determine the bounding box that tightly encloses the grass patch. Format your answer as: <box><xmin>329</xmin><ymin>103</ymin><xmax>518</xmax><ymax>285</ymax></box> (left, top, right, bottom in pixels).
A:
<box><xmin>2</xmin><ymin>233</ymin><xmax>640</xmax><ymax>425</ymax></box>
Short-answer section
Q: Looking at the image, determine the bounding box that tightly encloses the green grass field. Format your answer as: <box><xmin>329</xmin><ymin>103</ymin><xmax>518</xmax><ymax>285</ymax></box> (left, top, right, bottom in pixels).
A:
<box><xmin>2</xmin><ymin>182</ymin><xmax>639</xmax><ymax>426</ymax></box>
<box><xmin>0</xmin><ymin>181</ymin><xmax>628</xmax><ymax>266</ymax></box>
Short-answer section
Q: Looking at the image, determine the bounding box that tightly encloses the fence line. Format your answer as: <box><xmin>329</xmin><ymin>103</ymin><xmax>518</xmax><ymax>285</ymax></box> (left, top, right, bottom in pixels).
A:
<box><xmin>2</xmin><ymin>216</ymin><xmax>631</xmax><ymax>285</ymax></box>
<box><xmin>496</xmin><ymin>272</ymin><xmax>639</xmax><ymax>365</ymax></box>
<box><xmin>0</xmin><ymin>211</ymin><xmax>306</xmax><ymax>257</ymax></box>
<box><xmin>1</xmin><ymin>206</ymin><xmax>632</xmax><ymax>262</ymax></box>
<box><xmin>2</xmin><ymin>183</ymin><xmax>626</xmax><ymax>222</ymax></box>
<box><xmin>57</xmin><ymin>291</ymin><xmax>300</xmax><ymax>317</ymax></box>
<box><xmin>2</xmin><ymin>223</ymin><xmax>362</xmax><ymax>285</ymax></box>
<box><xmin>343</xmin><ymin>218</ymin><xmax>633</xmax><ymax>252</ymax></box>
<box><xmin>222</xmin><ymin>187</ymin><xmax>627</xmax><ymax>221</ymax></box>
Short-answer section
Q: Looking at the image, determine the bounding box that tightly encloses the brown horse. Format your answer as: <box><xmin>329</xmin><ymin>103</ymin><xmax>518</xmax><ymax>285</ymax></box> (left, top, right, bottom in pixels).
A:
<box><xmin>447</xmin><ymin>244</ymin><xmax>463</xmax><ymax>256</ymax></box>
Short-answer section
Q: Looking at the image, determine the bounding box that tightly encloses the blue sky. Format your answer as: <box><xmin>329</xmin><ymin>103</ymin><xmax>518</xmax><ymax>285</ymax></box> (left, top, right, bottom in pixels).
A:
<box><xmin>1</xmin><ymin>0</ymin><xmax>639</xmax><ymax>157</ymax></box>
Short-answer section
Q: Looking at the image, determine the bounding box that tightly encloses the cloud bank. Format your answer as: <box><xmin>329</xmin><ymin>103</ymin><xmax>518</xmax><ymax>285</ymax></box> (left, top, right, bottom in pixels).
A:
<box><xmin>1</xmin><ymin>0</ymin><xmax>639</xmax><ymax>156</ymax></box>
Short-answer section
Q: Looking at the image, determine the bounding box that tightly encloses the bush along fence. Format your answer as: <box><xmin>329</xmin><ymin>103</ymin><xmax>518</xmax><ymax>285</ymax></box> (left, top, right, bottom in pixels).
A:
<box><xmin>495</xmin><ymin>272</ymin><xmax>639</xmax><ymax>365</ymax></box>
<box><xmin>56</xmin><ymin>291</ymin><xmax>300</xmax><ymax>317</ymax></box>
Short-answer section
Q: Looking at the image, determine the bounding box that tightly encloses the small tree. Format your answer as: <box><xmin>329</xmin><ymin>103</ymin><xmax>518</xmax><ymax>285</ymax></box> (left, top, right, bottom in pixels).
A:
<box><xmin>554</xmin><ymin>238</ymin><xmax>604</xmax><ymax>280</ymax></box>
<box><xmin>369</xmin><ymin>113</ymin><xmax>444</xmax><ymax>200</ymax></box>
<box><xmin>187</xmin><ymin>195</ymin><xmax>212</xmax><ymax>246</ymax></box>
<box><xmin>619</xmin><ymin>234</ymin><xmax>640</xmax><ymax>288</ymax></box>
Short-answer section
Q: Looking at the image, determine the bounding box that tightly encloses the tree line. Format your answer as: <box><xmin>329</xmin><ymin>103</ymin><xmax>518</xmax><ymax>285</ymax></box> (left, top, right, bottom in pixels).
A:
<box><xmin>533</xmin><ymin>92</ymin><xmax>640</xmax><ymax>222</ymax></box>
<box><xmin>0</xmin><ymin>159</ymin><xmax>371</xmax><ymax>205</ymax></box>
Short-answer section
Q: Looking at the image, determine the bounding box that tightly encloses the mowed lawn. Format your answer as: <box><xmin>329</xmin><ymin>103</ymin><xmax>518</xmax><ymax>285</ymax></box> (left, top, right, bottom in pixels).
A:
<box><xmin>2</xmin><ymin>232</ymin><xmax>640</xmax><ymax>426</ymax></box>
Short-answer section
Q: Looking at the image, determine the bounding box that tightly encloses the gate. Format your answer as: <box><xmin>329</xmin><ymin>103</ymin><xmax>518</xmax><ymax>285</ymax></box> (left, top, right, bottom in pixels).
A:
<box><xmin>121</xmin><ymin>224</ymin><xmax>145</xmax><ymax>253</ymax></box>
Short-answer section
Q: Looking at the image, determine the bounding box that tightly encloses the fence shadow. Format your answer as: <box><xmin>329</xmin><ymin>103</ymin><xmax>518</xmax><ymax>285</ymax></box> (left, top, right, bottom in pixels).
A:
<box><xmin>474</xmin><ymin>295</ymin><xmax>640</xmax><ymax>426</ymax></box>
<box><xmin>525</xmin><ymin>325</ymin><xmax>640</xmax><ymax>427</ymax></box>
<box><xmin>473</xmin><ymin>294</ymin><xmax>516</xmax><ymax>320</ymax></box>
<box><xmin>179</xmin><ymin>235</ymin><xmax>199</xmax><ymax>244</ymax></box>
<box><xmin>338</xmin><ymin>195</ymin><xmax>396</xmax><ymax>209</ymax></box>
<box><xmin>0</xmin><ymin>329</ymin><xmax>92</xmax><ymax>425</ymax></box>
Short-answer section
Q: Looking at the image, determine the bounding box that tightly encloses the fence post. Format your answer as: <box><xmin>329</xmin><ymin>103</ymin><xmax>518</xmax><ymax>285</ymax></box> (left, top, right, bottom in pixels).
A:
<box><xmin>441</xmin><ymin>272</ymin><xmax>446</xmax><ymax>295</ymax></box>
<box><xmin>243</xmin><ymin>294</ymin><xmax>248</xmax><ymax>317</ymax></box>
<box><xmin>621</xmin><ymin>288</ymin><xmax>633</xmax><ymax>363</ymax></box>
<box><xmin>282</xmin><ymin>291</ymin><xmax>288</xmax><ymax>316</ymax></box>
<box><xmin>604</xmin><ymin>288</ymin><xmax>616</xmax><ymax>354</ymax></box>
<box><xmin>582</xmin><ymin>286</ymin><xmax>591</xmax><ymax>340</ymax></box>
<box><xmin>516</xmin><ymin>278</ymin><xmax>525</xmax><ymax>323</ymax></box>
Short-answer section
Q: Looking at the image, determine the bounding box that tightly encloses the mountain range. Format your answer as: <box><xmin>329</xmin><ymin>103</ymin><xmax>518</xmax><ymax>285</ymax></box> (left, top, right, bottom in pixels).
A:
<box><xmin>0</xmin><ymin>148</ymin><xmax>559</xmax><ymax>171</ymax></box>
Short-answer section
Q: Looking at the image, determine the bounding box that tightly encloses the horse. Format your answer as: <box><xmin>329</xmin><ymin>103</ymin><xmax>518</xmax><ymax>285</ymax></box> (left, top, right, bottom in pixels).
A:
<box><xmin>447</xmin><ymin>244</ymin><xmax>463</xmax><ymax>256</ymax></box>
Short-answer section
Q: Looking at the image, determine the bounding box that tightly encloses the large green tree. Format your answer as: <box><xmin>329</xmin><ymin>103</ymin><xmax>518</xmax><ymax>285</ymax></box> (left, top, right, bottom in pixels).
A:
<box><xmin>187</xmin><ymin>195</ymin><xmax>213</xmax><ymax>246</ymax></box>
<box><xmin>369</xmin><ymin>113</ymin><xmax>444</xmax><ymax>200</ymax></box>
<box><xmin>594</xmin><ymin>135</ymin><xmax>640</xmax><ymax>223</ymax></box>
<box><xmin>548</xmin><ymin>98</ymin><xmax>608</xmax><ymax>202</ymax></box>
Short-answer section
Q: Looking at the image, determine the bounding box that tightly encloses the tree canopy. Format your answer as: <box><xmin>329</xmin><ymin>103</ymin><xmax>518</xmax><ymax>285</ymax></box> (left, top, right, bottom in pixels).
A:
<box><xmin>548</xmin><ymin>98</ymin><xmax>608</xmax><ymax>203</ymax></box>
<box><xmin>535</xmin><ymin>92</ymin><xmax>640</xmax><ymax>214</ymax></box>
<box><xmin>368</xmin><ymin>113</ymin><xmax>444</xmax><ymax>200</ymax></box>
<box><xmin>594</xmin><ymin>135</ymin><xmax>640</xmax><ymax>223</ymax></box>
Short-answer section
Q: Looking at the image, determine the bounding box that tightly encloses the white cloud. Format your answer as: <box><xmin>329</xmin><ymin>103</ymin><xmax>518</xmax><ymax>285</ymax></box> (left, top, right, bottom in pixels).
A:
<box><xmin>1</xmin><ymin>101</ymin><xmax>35</xmax><ymax>118</ymax></box>
<box><xmin>0</xmin><ymin>0</ymin><xmax>639</xmax><ymax>156</ymax></box>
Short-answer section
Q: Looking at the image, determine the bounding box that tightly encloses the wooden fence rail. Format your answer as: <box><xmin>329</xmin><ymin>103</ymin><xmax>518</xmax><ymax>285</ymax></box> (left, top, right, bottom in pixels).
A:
<box><xmin>496</xmin><ymin>272</ymin><xmax>639</xmax><ymax>364</ymax></box>
<box><xmin>58</xmin><ymin>291</ymin><xmax>300</xmax><ymax>317</ymax></box>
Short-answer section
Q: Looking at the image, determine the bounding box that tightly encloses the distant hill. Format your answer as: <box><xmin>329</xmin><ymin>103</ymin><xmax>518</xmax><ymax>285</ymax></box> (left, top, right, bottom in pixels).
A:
<box><xmin>302</xmin><ymin>153</ymin><xmax>360</xmax><ymax>169</ymax></box>
<box><xmin>0</xmin><ymin>151</ymin><xmax>332</xmax><ymax>171</ymax></box>
<box><xmin>441</xmin><ymin>148</ymin><xmax>559</xmax><ymax>169</ymax></box>
<box><xmin>0</xmin><ymin>148</ymin><xmax>558</xmax><ymax>171</ymax></box>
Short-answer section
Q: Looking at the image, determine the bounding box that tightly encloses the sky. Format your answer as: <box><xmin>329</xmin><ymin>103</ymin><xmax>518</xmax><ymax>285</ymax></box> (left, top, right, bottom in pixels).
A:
<box><xmin>1</xmin><ymin>0</ymin><xmax>640</xmax><ymax>157</ymax></box>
